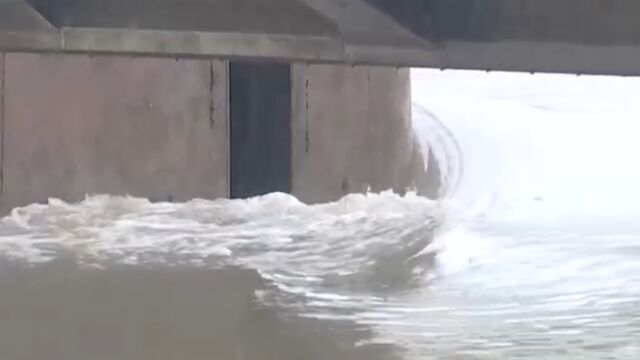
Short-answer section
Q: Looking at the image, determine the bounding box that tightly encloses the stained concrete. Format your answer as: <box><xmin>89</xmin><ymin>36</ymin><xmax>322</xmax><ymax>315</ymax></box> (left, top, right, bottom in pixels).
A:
<box><xmin>291</xmin><ymin>63</ymin><xmax>427</xmax><ymax>203</ymax></box>
<box><xmin>1</xmin><ymin>53</ymin><xmax>228</xmax><ymax>213</ymax></box>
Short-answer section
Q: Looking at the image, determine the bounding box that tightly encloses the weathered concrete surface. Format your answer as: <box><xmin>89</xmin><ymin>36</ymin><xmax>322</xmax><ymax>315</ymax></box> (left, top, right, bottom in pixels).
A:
<box><xmin>431</xmin><ymin>41</ymin><xmax>640</xmax><ymax>76</ymax></box>
<box><xmin>0</xmin><ymin>53</ymin><xmax>228</xmax><ymax>213</ymax></box>
<box><xmin>298</xmin><ymin>0</ymin><xmax>425</xmax><ymax>47</ymax></box>
<box><xmin>0</xmin><ymin>53</ymin><xmax>3</xmax><ymax>200</ymax></box>
<box><xmin>0</xmin><ymin>51</ymin><xmax>428</xmax><ymax>212</ymax></box>
<box><xmin>291</xmin><ymin>64</ymin><xmax>427</xmax><ymax>203</ymax></box>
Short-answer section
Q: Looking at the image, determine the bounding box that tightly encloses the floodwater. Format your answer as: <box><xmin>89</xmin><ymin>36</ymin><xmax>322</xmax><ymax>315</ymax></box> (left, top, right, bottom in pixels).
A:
<box><xmin>1</xmin><ymin>70</ymin><xmax>639</xmax><ymax>359</ymax></box>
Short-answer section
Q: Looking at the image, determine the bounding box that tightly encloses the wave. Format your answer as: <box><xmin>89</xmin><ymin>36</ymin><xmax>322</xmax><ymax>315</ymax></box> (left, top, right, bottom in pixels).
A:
<box><xmin>0</xmin><ymin>191</ymin><xmax>447</xmax><ymax>299</ymax></box>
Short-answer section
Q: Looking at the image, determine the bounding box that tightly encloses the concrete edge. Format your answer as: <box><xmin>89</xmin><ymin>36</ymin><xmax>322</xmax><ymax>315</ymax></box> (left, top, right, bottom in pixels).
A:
<box><xmin>60</xmin><ymin>28</ymin><xmax>347</xmax><ymax>61</ymax></box>
<box><xmin>0</xmin><ymin>27</ymin><xmax>435</xmax><ymax>65</ymax></box>
<box><xmin>0</xmin><ymin>30</ymin><xmax>61</xmax><ymax>51</ymax></box>
<box><xmin>5</xmin><ymin>28</ymin><xmax>640</xmax><ymax>75</ymax></box>
<box><xmin>425</xmin><ymin>40</ymin><xmax>640</xmax><ymax>76</ymax></box>
<box><xmin>344</xmin><ymin>44</ymin><xmax>435</xmax><ymax>68</ymax></box>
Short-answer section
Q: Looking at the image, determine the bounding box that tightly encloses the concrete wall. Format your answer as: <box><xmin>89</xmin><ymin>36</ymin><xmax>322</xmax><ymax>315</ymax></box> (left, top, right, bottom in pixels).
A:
<box><xmin>291</xmin><ymin>63</ymin><xmax>428</xmax><ymax>203</ymax></box>
<box><xmin>0</xmin><ymin>52</ymin><xmax>430</xmax><ymax>212</ymax></box>
<box><xmin>0</xmin><ymin>53</ymin><xmax>229</xmax><ymax>213</ymax></box>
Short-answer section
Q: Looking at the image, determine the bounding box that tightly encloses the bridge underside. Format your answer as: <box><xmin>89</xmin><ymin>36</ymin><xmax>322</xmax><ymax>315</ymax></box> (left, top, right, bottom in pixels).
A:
<box><xmin>1</xmin><ymin>0</ymin><xmax>640</xmax><ymax>75</ymax></box>
<box><xmin>366</xmin><ymin>0</ymin><xmax>640</xmax><ymax>75</ymax></box>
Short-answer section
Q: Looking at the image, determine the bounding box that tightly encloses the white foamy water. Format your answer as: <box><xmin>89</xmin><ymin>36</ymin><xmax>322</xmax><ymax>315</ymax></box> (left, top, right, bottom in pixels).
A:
<box><xmin>1</xmin><ymin>70</ymin><xmax>640</xmax><ymax>359</ymax></box>
<box><xmin>403</xmin><ymin>69</ymin><xmax>640</xmax><ymax>359</ymax></box>
<box><xmin>0</xmin><ymin>192</ymin><xmax>445</xmax><ymax>303</ymax></box>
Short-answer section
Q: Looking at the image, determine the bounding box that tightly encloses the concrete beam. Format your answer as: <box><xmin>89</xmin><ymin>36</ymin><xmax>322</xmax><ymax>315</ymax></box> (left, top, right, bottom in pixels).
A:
<box><xmin>60</xmin><ymin>29</ymin><xmax>347</xmax><ymax>61</ymax></box>
<box><xmin>27</xmin><ymin>0</ymin><xmax>340</xmax><ymax>36</ymax></box>
<box><xmin>365</xmin><ymin>0</ymin><xmax>640</xmax><ymax>75</ymax></box>
<box><xmin>0</xmin><ymin>0</ymin><xmax>52</xmax><ymax>31</ymax></box>
<box><xmin>366</xmin><ymin>0</ymin><xmax>640</xmax><ymax>46</ymax></box>
<box><xmin>0</xmin><ymin>0</ymin><xmax>432</xmax><ymax>66</ymax></box>
<box><xmin>424</xmin><ymin>41</ymin><xmax>640</xmax><ymax>76</ymax></box>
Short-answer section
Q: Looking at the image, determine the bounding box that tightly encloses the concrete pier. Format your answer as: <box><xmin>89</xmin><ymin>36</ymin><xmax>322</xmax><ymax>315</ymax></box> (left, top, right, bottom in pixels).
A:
<box><xmin>0</xmin><ymin>51</ymin><xmax>430</xmax><ymax>213</ymax></box>
<box><xmin>291</xmin><ymin>64</ymin><xmax>423</xmax><ymax>203</ymax></box>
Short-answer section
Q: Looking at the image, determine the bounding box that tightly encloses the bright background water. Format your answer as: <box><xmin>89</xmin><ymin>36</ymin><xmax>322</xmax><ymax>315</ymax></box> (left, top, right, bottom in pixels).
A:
<box><xmin>0</xmin><ymin>70</ymin><xmax>639</xmax><ymax>359</ymax></box>
<box><xmin>410</xmin><ymin>69</ymin><xmax>640</xmax><ymax>359</ymax></box>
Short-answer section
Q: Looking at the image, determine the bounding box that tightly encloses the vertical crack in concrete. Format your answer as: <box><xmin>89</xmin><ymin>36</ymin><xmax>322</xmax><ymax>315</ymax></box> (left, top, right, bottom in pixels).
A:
<box><xmin>304</xmin><ymin>70</ymin><xmax>311</xmax><ymax>154</ymax></box>
<box><xmin>0</xmin><ymin>53</ymin><xmax>5</xmax><ymax>198</ymax></box>
<box><xmin>365</xmin><ymin>67</ymin><xmax>373</xmax><ymax>189</ymax></box>
<box><xmin>209</xmin><ymin>60</ymin><xmax>215</xmax><ymax>129</ymax></box>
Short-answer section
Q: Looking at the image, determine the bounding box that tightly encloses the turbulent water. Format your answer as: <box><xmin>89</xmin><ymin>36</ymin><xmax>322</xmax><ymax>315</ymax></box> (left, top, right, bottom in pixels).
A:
<box><xmin>1</xmin><ymin>70</ymin><xmax>640</xmax><ymax>359</ymax></box>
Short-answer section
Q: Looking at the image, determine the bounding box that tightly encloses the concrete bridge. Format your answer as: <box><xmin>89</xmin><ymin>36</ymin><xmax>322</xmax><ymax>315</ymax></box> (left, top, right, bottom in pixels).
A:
<box><xmin>0</xmin><ymin>0</ymin><xmax>638</xmax><ymax>213</ymax></box>
<box><xmin>4</xmin><ymin>0</ymin><xmax>640</xmax><ymax>74</ymax></box>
